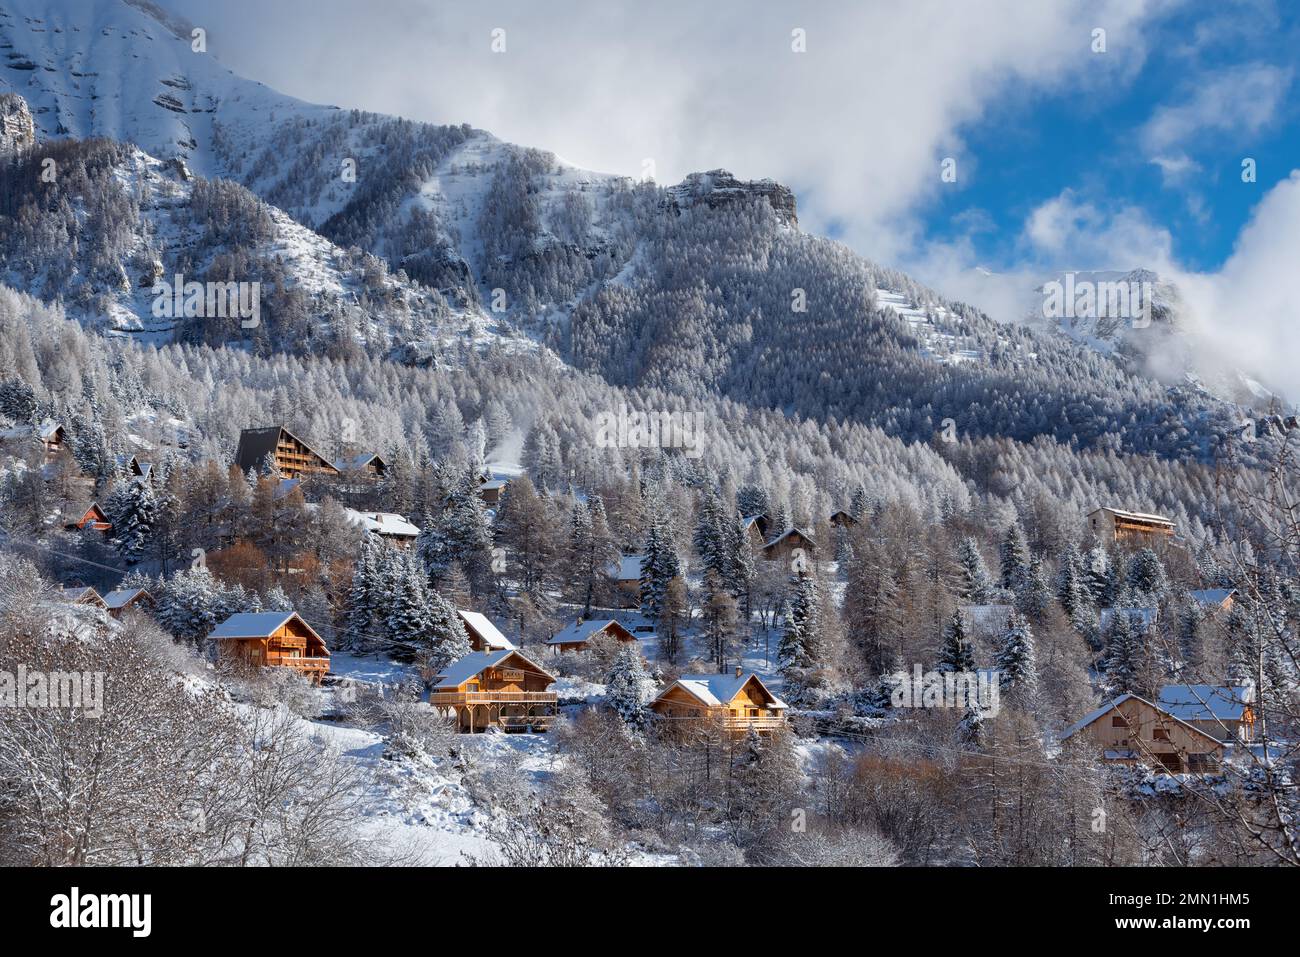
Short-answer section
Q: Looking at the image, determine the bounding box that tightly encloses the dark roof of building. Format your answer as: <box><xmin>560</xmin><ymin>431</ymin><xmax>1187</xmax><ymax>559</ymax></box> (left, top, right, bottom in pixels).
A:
<box><xmin>234</xmin><ymin>425</ymin><xmax>336</xmax><ymax>474</ymax></box>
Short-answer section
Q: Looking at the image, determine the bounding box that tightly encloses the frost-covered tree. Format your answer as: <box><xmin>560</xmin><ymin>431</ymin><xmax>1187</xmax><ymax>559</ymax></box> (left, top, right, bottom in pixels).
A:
<box><xmin>605</xmin><ymin>644</ymin><xmax>652</xmax><ymax>730</ymax></box>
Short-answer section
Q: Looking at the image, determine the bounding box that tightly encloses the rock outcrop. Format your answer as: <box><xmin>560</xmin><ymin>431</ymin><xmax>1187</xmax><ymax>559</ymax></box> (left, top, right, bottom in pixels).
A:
<box><xmin>0</xmin><ymin>93</ymin><xmax>36</xmax><ymax>157</ymax></box>
<box><xmin>664</xmin><ymin>169</ymin><xmax>798</xmax><ymax>227</ymax></box>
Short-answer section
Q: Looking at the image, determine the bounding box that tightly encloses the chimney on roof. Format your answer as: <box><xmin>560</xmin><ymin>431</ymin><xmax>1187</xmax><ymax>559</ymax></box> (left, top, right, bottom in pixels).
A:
<box><xmin>735</xmin><ymin>665</ymin><xmax>743</xmax><ymax>678</ymax></box>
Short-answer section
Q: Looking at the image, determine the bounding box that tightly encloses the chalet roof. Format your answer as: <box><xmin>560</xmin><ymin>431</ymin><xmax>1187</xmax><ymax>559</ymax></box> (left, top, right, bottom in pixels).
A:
<box><xmin>234</xmin><ymin>425</ymin><xmax>336</xmax><ymax>474</ymax></box>
<box><xmin>656</xmin><ymin>672</ymin><xmax>788</xmax><ymax>710</ymax></box>
<box><xmin>433</xmin><ymin>649</ymin><xmax>555</xmax><ymax>689</ymax></box>
<box><xmin>545</xmin><ymin>619</ymin><xmax>633</xmax><ymax>646</ymax></box>
<box><xmin>102</xmin><ymin>587</ymin><xmax>151</xmax><ymax>610</ymax></box>
<box><xmin>1099</xmin><ymin>607</ymin><xmax>1158</xmax><ymax>632</ymax></box>
<box><xmin>457</xmin><ymin>609</ymin><xmax>515</xmax><ymax>650</ymax></box>
<box><xmin>334</xmin><ymin>451</ymin><xmax>385</xmax><ymax>472</ymax></box>
<box><xmin>210</xmin><ymin>611</ymin><xmax>327</xmax><ymax>652</ymax></box>
<box><xmin>606</xmin><ymin>555</ymin><xmax>644</xmax><ymax>582</ymax></box>
<box><xmin>1088</xmin><ymin>506</ymin><xmax>1174</xmax><ymax>526</ymax></box>
<box><xmin>741</xmin><ymin>514</ymin><xmax>764</xmax><ymax>529</ymax></box>
<box><xmin>1157</xmin><ymin>684</ymin><xmax>1253</xmax><ymax>723</ymax></box>
<box><xmin>343</xmin><ymin>509</ymin><xmax>419</xmax><ymax>538</ymax></box>
<box><xmin>1188</xmin><ymin>588</ymin><xmax>1237</xmax><ymax>608</ymax></box>
<box><xmin>481</xmin><ymin>479</ymin><xmax>508</xmax><ymax>491</ymax></box>
<box><xmin>763</xmin><ymin>527</ymin><xmax>816</xmax><ymax>550</ymax></box>
<box><xmin>59</xmin><ymin>586</ymin><xmax>103</xmax><ymax>605</ymax></box>
<box><xmin>38</xmin><ymin>421</ymin><xmax>62</xmax><ymax>441</ymax></box>
<box><xmin>1059</xmin><ymin>693</ymin><xmax>1224</xmax><ymax>745</ymax></box>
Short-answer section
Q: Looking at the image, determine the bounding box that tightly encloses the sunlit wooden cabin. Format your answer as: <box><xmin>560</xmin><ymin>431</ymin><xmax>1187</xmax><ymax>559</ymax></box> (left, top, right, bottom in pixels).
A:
<box><xmin>59</xmin><ymin>586</ymin><xmax>107</xmax><ymax>609</ymax></box>
<box><xmin>545</xmin><ymin>618</ymin><xmax>638</xmax><ymax>653</ymax></box>
<box><xmin>334</xmin><ymin>451</ymin><xmax>387</xmax><ymax>478</ymax></box>
<box><xmin>1156</xmin><ymin>683</ymin><xmax>1255</xmax><ymax>743</ymax></box>
<box><xmin>209</xmin><ymin>611</ymin><xmax>330</xmax><ymax>682</ymax></box>
<box><xmin>67</xmin><ymin>502</ymin><xmax>111</xmax><ymax>534</ymax></box>
<box><xmin>761</xmin><ymin>527</ymin><xmax>816</xmax><ymax>564</ymax></box>
<box><xmin>1060</xmin><ymin>693</ymin><xmax>1225</xmax><ymax>774</ymax></box>
<box><xmin>1086</xmin><ymin>507</ymin><xmax>1175</xmax><ymax>544</ymax></box>
<box><xmin>650</xmin><ymin>668</ymin><xmax>788</xmax><ymax>734</ymax></box>
<box><xmin>829</xmin><ymin>510</ymin><xmax>858</xmax><ymax>528</ymax></box>
<box><xmin>1188</xmin><ymin>588</ymin><xmax>1237</xmax><ymax>613</ymax></box>
<box><xmin>605</xmin><ymin>555</ymin><xmax>644</xmax><ymax>608</ymax></box>
<box><xmin>234</xmin><ymin>425</ymin><xmax>339</xmax><ymax>480</ymax></box>
<box><xmin>429</xmin><ymin>649</ymin><xmax>558</xmax><ymax>732</ymax></box>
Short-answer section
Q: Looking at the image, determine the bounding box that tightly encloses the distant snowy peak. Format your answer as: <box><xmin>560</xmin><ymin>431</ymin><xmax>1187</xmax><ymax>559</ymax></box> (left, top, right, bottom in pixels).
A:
<box><xmin>0</xmin><ymin>0</ymin><xmax>335</xmax><ymax>176</ymax></box>
<box><xmin>664</xmin><ymin>169</ymin><xmax>798</xmax><ymax>227</ymax></box>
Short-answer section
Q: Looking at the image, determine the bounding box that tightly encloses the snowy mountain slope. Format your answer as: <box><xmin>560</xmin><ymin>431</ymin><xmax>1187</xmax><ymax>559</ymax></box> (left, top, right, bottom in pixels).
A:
<box><xmin>0</xmin><ymin>0</ymin><xmax>335</xmax><ymax>176</ymax></box>
<box><xmin>0</xmin><ymin>128</ymin><xmax>536</xmax><ymax>359</ymax></box>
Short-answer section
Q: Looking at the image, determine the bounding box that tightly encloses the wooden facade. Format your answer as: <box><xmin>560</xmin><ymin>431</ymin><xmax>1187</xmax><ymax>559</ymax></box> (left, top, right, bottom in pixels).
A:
<box><xmin>429</xmin><ymin>649</ymin><xmax>558</xmax><ymax>732</ymax></box>
<box><xmin>234</xmin><ymin>425</ymin><xmax>339</xmax><ymax>480</ymax></box>
<box><xmin>829</xmin><ymin>510</ymin><xmax>858</xmax><ymax>528</ymax></box>
<box><xmin>761</xmin><ymin>528</ymin><xmax>816</xmax><ymax>564</ymax></box>
<box><xmin>60</xmin><ymin>586</ymin><xmax>107</xmax><ymax>609</ymax></box>
<box><xmin>1061</xmin><ymin>693</ymin><xmax>1225</xmax><ymax>774</ymax></box>
<box><xmin>68</xmin><ymin>502</ymin><xmax>111</xmax><ymax>533</ymax></box>
<box><xmin>210</xmin><ymin>611</ymin><xmax>330</xmax><ymax>682</ymax></box>
<box><xmin>545</xmin><ymin>618</ymin><xmax>638</xmax><ymax>653</ymax></box>
<box><xmin>1086</xmin><ymin>507</ymin><xmax>1175</xmax><ymax>544</ymax></box>
<box><xmin>650</xmin><ymin>670</ymin><xmax>788</xmax><ymax>734</ymax></box>
<box><xmin>102</xmin><ymin>587</ymin><xmax>155</xmax><ymax>618</ymax></box>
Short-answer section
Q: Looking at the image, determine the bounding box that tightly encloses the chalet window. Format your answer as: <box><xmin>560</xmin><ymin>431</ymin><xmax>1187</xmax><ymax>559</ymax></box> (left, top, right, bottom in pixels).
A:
<box><xmin>1187</xmin><ymin>754</ymin><xmax>1214</xmax><ymax>772</ymax></box>
<box><xmin>1152</xmin><ymin>728</ymin><xmax>1169</xmax><ymax>741</ymax></box>
<box><xmin>1111</xmin><ymin>715</ymin><xmax>1127</xmax><ymax>728</ymax></box>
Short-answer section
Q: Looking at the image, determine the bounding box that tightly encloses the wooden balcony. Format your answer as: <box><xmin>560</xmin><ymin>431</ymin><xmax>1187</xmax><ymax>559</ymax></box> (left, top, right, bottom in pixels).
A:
<box><xmin>429</xmin><ymin>691</ymin><xmax>558</xmax><ymax>707</ymax></box>
<box><xmin>266</xmin><ymin>654</ymin><xmax>330</xmax><ymax>674</ymax></box>
<box><xmin>655</xmin><ymin>712</ymin><xmax>787</xmax><ymax>732</ymax></box>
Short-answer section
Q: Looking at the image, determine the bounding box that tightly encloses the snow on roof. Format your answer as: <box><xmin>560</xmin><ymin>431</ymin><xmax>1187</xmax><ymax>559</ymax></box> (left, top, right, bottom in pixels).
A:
<box><xmin>741</xmin><ymin>514</ymin><xmax>764</xmax><ymax>528</ymax></box>
<box><xmin>273</xmin><ymin>478</ymin><xmax>303</xmax><ymax>500</ymax></box>
<box><xmin>38</xmin><ymin>421</ymin><xmax>62</xmax><ymax>441</ymax></box>
<box><xmin>606</xmin><ymin>555</ymin><xmax>644</xmax><ymax>581</ymax></box>
<box><xmin>209</xmin><ymin>611</ymin><xmax>297</xmax><ymax>640</ymax></box>
<box><xmin>334</xmin><ymin>451</ymin><xmax>383</xmax><ymax>471</ymax></box>
<box><xmin>343</xmin><ymin>509</ymin><xmax>419</xmax><ymax>538</ymax></box>
<box><xmin>1090</xmin><ymin>506</ymin><xmax>1174</xmax><ymax>525</ymax></box>
<box><xmin>1060</xmin><ymin>693</ymin><xmax>1226</xmax><ymax>744</ymax></box>
<box><xmin>659</xmin><ymin>673</ymin><xmax>787</xmax><ymax>710</ymax></box>
<box><xmin>545</xmin><ymin>619</ymin><xmax>625</xmax><ymax>646</ymax></box>
<box><xmin>763</xmin><ymin>527</ymin><xmax>816</xmax><ymax>549</ymax></box>
<box><xmin>102</xmin><ymin>587</ymin><xmax>149</xmax><ymax>609</ymax></box>
<box><xmin>433</xmin><ymin>648</ymin><xmax>554</xmax><ymax>689</ymax></box>
<box><xmin>59</xmin><ymin>586</ymin><xmax>101</xmax><ymax>603</ymax></box>
<box><xmin>1157</xmin><ymin>684</ymin><xmax>1252</xmax><ymax>723</ymax></box>
<box><xmin>481</xmin><ymin>479</ymin><xmax>508</xmax><ymax>490</ymax></box>
<box><xmin>457</xmin><ymin>609</ymin><xmax>515</xmax><ymax>650</ymax></box>
<box><xmin>1188</xmin><ymin>588</ymin><xmax>1236</xmax><ymax>607</ymax></box>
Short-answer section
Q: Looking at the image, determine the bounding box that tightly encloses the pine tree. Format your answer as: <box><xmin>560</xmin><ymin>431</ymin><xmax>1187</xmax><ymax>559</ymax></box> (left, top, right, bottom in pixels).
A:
<box><xmin>107</xmin><ymin>478</ymin><xmax>157</xmax><ymax>563</ymax></box>
<box><xmin>387</xmin><ymin>550</ymin><xmax>438</xmax><ymax>660</ymax></box>
<box><xmin>605</xmin><ymin>643</ymin><xmax>652</xmax><ymax>730</ymax></box>
<box><xmin>994</xmin><ymin>611</ymin><xmax>1037</xmax><ymax>698</ymax></box>
<box><xmin>955</xmin><ymin>537</ymin><xmax>996</xmax><ymax>603</ymax></box>
<box><xmin>1126</xmin><ymin>548</ymin><xmax>1167</xmax><ymax>600</ymax></box>
<box><xmin>344</xmin><ymin>533</ymin><xmax>381</xmax><ymax>651</ymax></box>
<box><xmin>702</xmin><ymin>570</ymin><xmax>739</xmax><ymax>670</ymax></box>
<box><xmin>1101</xmin><ymin>611</ymin><xmax>1146</xmax><ymax>696</ymax></box>
<box><xmin>425</xmin><ymin>588</ymin><xmax>471</xmax><ymax>676</ymax></box>
<box><xmin>998</xmin><ymin>523</ymin><xmax>1030</xmax><ymax>593</ymax></box>
<box><xmin>778</xmin><ymin>574</ymin><xmax>821</xmax><ymax>704</ymax></box>
<box><xmin>640</xmin><ymin>518</ymin><xmax>682</xmax><ymax>626</ymax></box>
<box><xmin>936</xmin><ymin>610</ymin><xmax>975</xmax><ymax>673</ymax></box>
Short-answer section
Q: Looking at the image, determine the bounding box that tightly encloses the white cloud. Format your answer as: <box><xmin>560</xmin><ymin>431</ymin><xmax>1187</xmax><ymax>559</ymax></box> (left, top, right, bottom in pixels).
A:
<box><xmin>1140</xmin><ymin>63</ymin><xmax>1292</xmax><ymax>160</ymax></box>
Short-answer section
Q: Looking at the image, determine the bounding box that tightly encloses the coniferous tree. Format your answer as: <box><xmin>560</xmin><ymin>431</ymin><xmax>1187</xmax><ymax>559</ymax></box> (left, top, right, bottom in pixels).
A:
<box><xmin>936</xmin><ymin>610</ymin><xmax>975</xmax><ymax>674</ymax></box>
<box><xmin>955</xmin><ymin>537</ymin><xmax>996</xmax><ymax>603</ymax></box>
<box><xmin>994</xmin><ymin>611</ymin><xmax>1037</xmax><ymax>699</ymax></box>
<box><xmin>998</xmin><ymin>523</ymin><xmax>1030</xmax><ymax>593</ymax></box>
<box><xmin>778</xmin><ymin>574</ymin><xmax>821</xmax><ymax>705</ymax></box>
<box><xmin>605</xmin><ymin>643</ymin><xmax>652</xmax><ymax>731</ymax></box>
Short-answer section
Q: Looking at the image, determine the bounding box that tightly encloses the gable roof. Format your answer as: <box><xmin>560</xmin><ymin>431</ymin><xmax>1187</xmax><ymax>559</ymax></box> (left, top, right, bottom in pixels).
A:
<box><xmin>433</xmin><ymin>648</ymin><xmax>555</xmax><ymax>689</ymax></box>
<box><xmin>102</xmin><ymin>587</ymin><xmax>151</xmax><ymax>610</ymax></box>
<box><xmin>334</xmin><ymin>451</ymin><xmax>385</xmax><ymax>472</ymax></box>
<box><xmin>210</xmin><ymin>611</ymin><xmax>326</xmax><ymax>651</ymax></box>
<box><xmin>234</xmin><ymin>425</ymin><xmax>337</xmax><ymax>475</ymax></box>
<box><xmin>59</xmin><ymin>585</ymin><xmax>105</xmax><ymax>606</ymax></box>
<box><xmin>1157</xmin><ymin>684</ymin><xmax>1253</xmax><ymax>723</ymax></box>
<box><xmin>457</xmin><ymin>609</ymin><xmax>515</xmax><ymax>650</ymax></box>
<box><xmin>38</xmin><ymin>421</ymin><xmax>63</xmax><ymax>441</ymax></box>
<box><xmin>1088</xmin><ymin>506</ymin><xmax>1174</xmax><ymax>526</ymax></box>
<box><xmin>545</xmin><ymin>618</ymin><xmax>635</xmax><ymax>646</ymax></box>
<box><xmin>343</xmin><ymin>509</ymin><xmax>419</xmax><ymax>538</ymax></box>
<box><xmin>655</xmin><ymin>672</ymin><xmax>788</xmax><ymax>710</ymax></box>
<box><xmin>763</xmin><ymin>527</ymin><xmax>816</xmax><ymax>550</ymax></box>
<box><xmin>1059</xmin><ymin>693</ymin><xmax>1225</xmax><ymax>746</ymax></box>
<box><xmin>1188</xmin><ymin>588</ymin><xmax>1237</xmax><ymax>608</ymax></box>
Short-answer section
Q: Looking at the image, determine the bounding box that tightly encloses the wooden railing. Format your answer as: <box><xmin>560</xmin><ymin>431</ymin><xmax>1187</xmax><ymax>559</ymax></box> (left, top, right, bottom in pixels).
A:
<box><xmin>656</xmin><ymin>712</ymin><xmax>787</xmax><ymax>730</ymax></box>
<box><xmin>267</xmin><ymin>655</ymin><xmax>330</xmax><ymax>672</ymax></box>
<box><xmin>429</xmin><ymin>691</ymin><xmax>558</xmax><ymax>706</ymax></box>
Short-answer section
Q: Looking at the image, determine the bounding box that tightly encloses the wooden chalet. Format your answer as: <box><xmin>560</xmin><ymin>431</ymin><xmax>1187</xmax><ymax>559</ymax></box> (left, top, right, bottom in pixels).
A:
<box><xmin>457</xmin><ymin>609</ymin><xmax>516</xmax><ymax>652</ymax></box>
<box><xmin>59</xmin><ymin>586</ymin><xmax>107</xmax><ymax>609</ymax></box>
<box><xmin>545</xmin><ymin>618</ymin><xmax>638</xmax><ymax>653</ymax></box>
<box><xmin>1156</xmin><ymin>683</ymin><xmax>1255</xmax><ymax>743</ymax></box>
<box><xmin>114</xmin><ymin>453</ymin><xmax>154</xmax><ymax>484</ymax></box>
<box><xmin>67</xmin><ymin>502</ymin><xmax>111</xmax><ymax>533</ymax></box>
<box><xmin>102</xmin><ymin>587</ymin><xmax>155</xmax><ymax>618</ymax></box>
<box><xmin>1188</xmin><ymin>588</ymin><xmax>1237</xmax><ymax>613</ymax></box>
<box><xmin>606</xmin><ymin>555</ymin><xmax>644</xmax><ymax>608</ymax></box>
<box><xmin>761</xmin><ymin>527</ymin><xmax>816</xmax><ymax>563</ymax></box>
<box><xmin>741</xmin><ymin>515</ymin><xmax>768</xmax><ymax>550</ymax></box>
<box><xmin>1086</xmin><ymin>507</ymin><xmax>1175</xmax><ymax>544</ymax></box>
<box><xmin>209</xmin><ymin>611</ymin><xmax>330</xmax><ymax>682</ymax></box>
<box><xmin>1060</xmin><ymin>693</ymin><xmax>1227</xmax><ymax>774</ymax></box>
<box><xmin>428</xmin><ymin>649</ymin><xmax>558</xmax><ymax>733</ymax></box>
<box><xmin>334</xmin><ymin>451</ymin><xmax>386</xmax><ymax>478</ymax></box>
<box><xmin>343</xmin><ymin>509</ymin><xmax>420</xmax><ymax>548</ymax></box>
<box><xmin>234</xmin><ymin>425</ymin><xmax>339</xmax><ymax>480</ymax></box>
<box><xmin>650</xmin><ymin>668</ymin><xmax>788</xmax><ymax>734</ymax></box>
<box><xmin>478</xmin><ymin>476</ymin><xmax>509</xmax><ymax>507</ymax></box>
<box><xmin>38</xmin><ymin>421</ymin><xmax>65</xmax><ymax>458</ymax></box>
<box><xmin>829</xmin><ymin>510</ymin><xmax>858</xmax><ymax>528</ymax></box>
